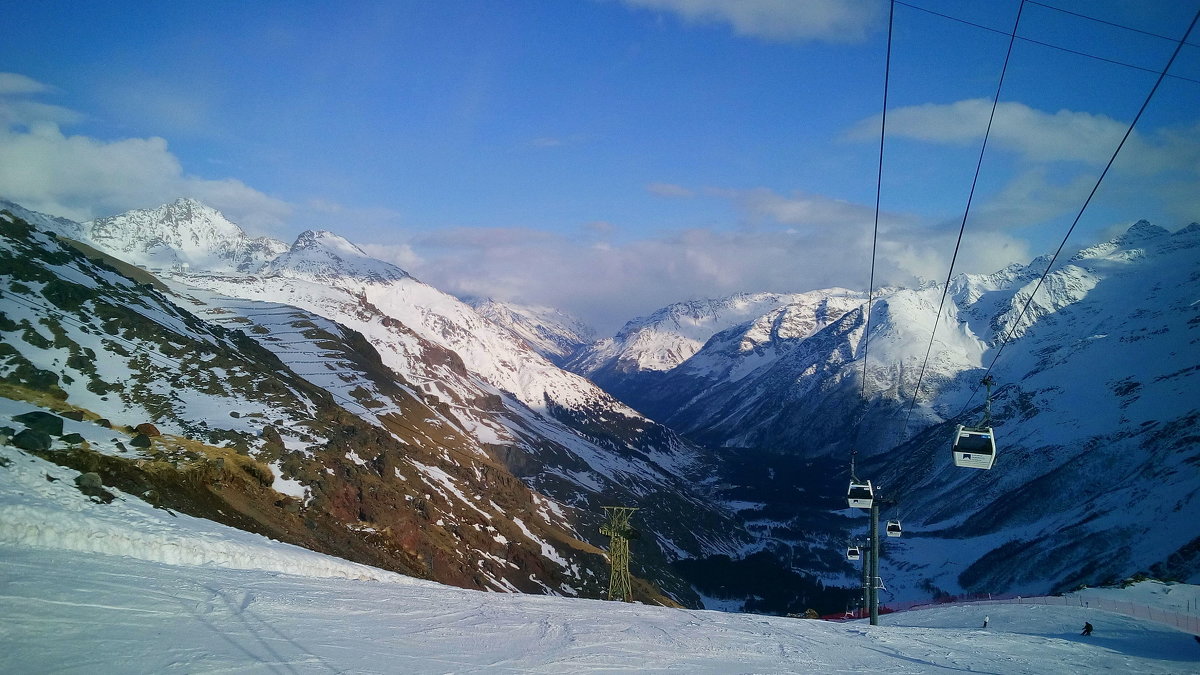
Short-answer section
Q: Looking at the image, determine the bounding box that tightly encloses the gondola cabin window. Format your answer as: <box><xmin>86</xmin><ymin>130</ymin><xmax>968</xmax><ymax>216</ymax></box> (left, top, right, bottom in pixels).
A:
<box><xmin>952</xmin><ymin>425</ymin><xmax>996</xmax><ymax>470</ymax></box>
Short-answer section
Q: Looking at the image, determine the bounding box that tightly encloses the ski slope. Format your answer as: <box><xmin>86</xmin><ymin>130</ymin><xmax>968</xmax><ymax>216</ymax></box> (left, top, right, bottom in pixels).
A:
<box><xmin>3</xmin><ymin>444</ymin><xmax>1199</xmax><ymax>673</ymax></box>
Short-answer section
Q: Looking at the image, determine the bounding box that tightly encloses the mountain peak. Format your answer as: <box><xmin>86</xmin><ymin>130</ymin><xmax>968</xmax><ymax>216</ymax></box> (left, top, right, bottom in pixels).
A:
<box><xmin>1115</xmin><ymin>219</ymin><xmax>1168</xmax><ymax>245</ymax></box>
<box><xmin>264</xmin><ymin>230</ymin><xmax>407</xmax><ymax>283</ymax></box>
<box><xmin>292</xmin><ymin>229</ymin><xmax>366</xmax><ymax>254</ymax></box>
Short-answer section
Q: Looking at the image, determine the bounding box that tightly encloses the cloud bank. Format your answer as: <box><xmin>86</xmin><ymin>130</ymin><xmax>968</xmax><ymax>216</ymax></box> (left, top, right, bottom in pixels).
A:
<box><xmin>364</xmin><ymin>187</ymin><xmax>1030</xmax><ymax>333</ymax></box>
<box><xmin>0</xmin><ymin>73</ymin><xmax>290</xmax><ymax>234</ymax></box>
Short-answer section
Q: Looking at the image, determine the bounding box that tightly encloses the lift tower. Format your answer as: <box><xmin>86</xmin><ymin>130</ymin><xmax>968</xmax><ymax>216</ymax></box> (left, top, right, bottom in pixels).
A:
<box><xmin>600</xmin><ymin>506</ymin><xmax>639</xmax><ymax>602</ymax></box>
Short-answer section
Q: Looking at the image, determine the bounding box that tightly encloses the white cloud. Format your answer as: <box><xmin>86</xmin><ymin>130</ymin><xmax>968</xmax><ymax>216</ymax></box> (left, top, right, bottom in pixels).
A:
<box><xmin>0</xmin><ymin>82</ymin><xmax>291</xmax><ymax>234</ymax></box>
<box><xmin>359</xmin><ymin>242</ymin><xmax>424</xmax><ymax>271</ymax></box>
<box><xmin>620</xmin><ymin>0</ymin><xmax>886</xmax><ymax>43</ymax></box>
<box><xmin>847</xmin><ymin>98</ymin><xmax>1200</xmax><ymax>231</ymax></box>
<box><xmin>849</xmin><ymin>98</ymin><xmax>1197</xmax><ymax>169</ymax></box>
<box><xmin>361</xmin><ymin>187</ymin><xmax>1032</xmax><ymax>334</ymax></box>
<box><xmin>970</xmin><ymin>168</ymin><xmax>1096</xmax><ymax>230</ymax></box>
<box><xmin>735</xmin><ymin>187</ymin><xmax>888</xmax><ymax>228</ymax></box>
<box><xmin>0</xmin><ymin>72</ymin><xmax>54</xmax><ymax>95</ymax></box>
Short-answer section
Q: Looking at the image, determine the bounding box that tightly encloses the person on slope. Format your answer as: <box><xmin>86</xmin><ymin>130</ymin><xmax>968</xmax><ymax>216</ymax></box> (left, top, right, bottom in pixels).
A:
<box><xmin>982</xmin><ymin>616</ymin><xmax>989</xmax><ymax>629</ymax></box>
<box><xmin>1081</xmin><ymin>622</ymin><xmax>1093</xmax><ymax>636</ymax></box>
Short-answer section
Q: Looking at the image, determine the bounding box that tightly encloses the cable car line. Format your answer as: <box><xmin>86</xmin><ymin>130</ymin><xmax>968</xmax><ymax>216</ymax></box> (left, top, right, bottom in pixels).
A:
<box><xmin>859</xmin><ymin>0</ymin><xmax>894</xmax><ymax>406</ymax></box>
<box><xmin>953</xmin><ymin>5</ymin><xmax>1200</xmax><ymax>422</ymax></box>
<box><xmin>846</xmin><ymin>1</ymin><xmax>895</xmax><ymax>505</ymax></box>
<box><xmin>900</xmin><ymin>0</ymin><xmax>1026</xmax><ymax>439</ymax></box>
<box><xmin>893</xmin><ymin>0</ymin><xmax>1200</xmax><ymax>86</ymax></box>
<box><xmin>1025</xmin><ymin>0</ymin><xmax>1200</xmax><ymax>48</ymax></box>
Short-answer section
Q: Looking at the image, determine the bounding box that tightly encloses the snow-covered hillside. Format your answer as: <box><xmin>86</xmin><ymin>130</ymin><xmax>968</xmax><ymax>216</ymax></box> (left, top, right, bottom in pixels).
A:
<box><xmin>566</xmin><ymin>290</ymin><xmax>866</xmax><ymax>420</ymax></box>
<box><xmin>570</xmin><ymin>291</ymin><xmax>863</xmax><ymax>376</ymax></box>
<box><xmin>1</xmin><ymin>200</ymin><xmax>748</xmax><ymax>604</ymax></box>
<box><xmin>3</xmin><ymin>439</ymin><xmax>1197</xmax><ymax>673</ymax></box>
<box><xmin>585</xmin><ymin>219</ymin><xmax>1200</xmax><ymax>604</ymax></box>
<box><xmin>0</xmin><ymin>211</ymin><xmax>617</xmax><ymax>595</ymax></box>
<box><xmin>466</xmin><ymin>297</ymin><xmax>594</xmax><ymax>365</ymax></box>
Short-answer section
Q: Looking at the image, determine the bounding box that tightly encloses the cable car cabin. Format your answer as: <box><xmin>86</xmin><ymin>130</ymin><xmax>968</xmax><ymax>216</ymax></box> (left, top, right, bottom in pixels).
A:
<box><xmin>952</xmin><ymin>425</ymin><xmax>996</xmax><ymax>470</ymax></box>
<box><xmin>847</xmin><ymin>480</ymin><xmax>874</xmax><ymax>509</ymax></box>
<box><xmin>847</xmin><ymin>546</ymin><xmax>861</xmax><ymax>561</ymax></box>
<box><xmin>886</xmin><ymin>520</ymin><xmax>902</xmax><ymax>538</ymax></box>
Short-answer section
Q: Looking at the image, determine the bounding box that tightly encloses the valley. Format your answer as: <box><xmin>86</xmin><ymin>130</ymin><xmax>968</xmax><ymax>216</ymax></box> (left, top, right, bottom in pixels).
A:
<box><xmin>2</xmin><ymin>198</ymin><xmax>1198</xmax><ymax>616</ymax></box>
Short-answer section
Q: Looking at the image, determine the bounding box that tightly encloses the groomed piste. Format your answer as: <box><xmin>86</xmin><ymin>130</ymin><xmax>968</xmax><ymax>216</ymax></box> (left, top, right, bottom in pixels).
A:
<box><xmin>3</xmin><ymin>438</ymin><xmax>1197</xmax><ymax>673</ymax></box>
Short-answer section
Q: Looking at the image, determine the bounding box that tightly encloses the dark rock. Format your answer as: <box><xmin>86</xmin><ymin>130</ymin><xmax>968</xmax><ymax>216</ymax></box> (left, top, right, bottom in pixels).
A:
<box><xmin>62</xmin><ymin>410</ymin><xmax>85</xmax><ymax>421</ymax></box>
<box><xmin>130</xmin><ymin>434</ymin><xmax>152</xmax><ymax>448</ymax></box>
<box><xmin>0</xmin><ymin>425</ymin><xmax>14</xmax><ymax>438</ymax></box>
<box><xmin>13</xmin><ymin>411</ymin><xmax>64</xmax><ymax>437</ymax></box>
<box><xmin>95</xmin><ymin>418</ymin><xmax>112</xmax><ymax>428</ymax></box>
<box><xmin>114</xmin><ymin>441</ymin><xmax>128</xmax><ymax>452</ymax></box>
<box><xmin>45</xmin><ymin>473</ymin><xmax>59</xmax><ymax>482</ymax></box>
<box><xmin>61</xmin><ymin>432</ymin><xmax>86</xmax><ymax>445</ymax></box>
<box><xmin>134</xmin><ymin>423</ymin><xmax>161</xmax><ymax>437</ymax></box>
<box><xmin>12</xmin><ymin>429</ymin><xmax>53</xmax><ymax>452</ymax></box>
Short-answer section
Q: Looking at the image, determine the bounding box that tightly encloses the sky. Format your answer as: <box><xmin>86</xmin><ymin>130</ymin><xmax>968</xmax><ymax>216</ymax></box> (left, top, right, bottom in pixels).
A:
<box><xmin>1</xmin><ymin>0</ymin><xmax>1198</xmax><ymax>332</ymax></box>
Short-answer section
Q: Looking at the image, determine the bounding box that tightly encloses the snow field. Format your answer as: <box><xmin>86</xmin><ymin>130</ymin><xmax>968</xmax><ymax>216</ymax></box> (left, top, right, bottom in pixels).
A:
<box><xmin>0</xmin><ymin>443</ymin><xmax>411</xmax><ymax>584</ymax></box>
<box><xmin>2</xmin><ymin>409</ymin><xmax>1198</xmax><ymax>672</ymax></box>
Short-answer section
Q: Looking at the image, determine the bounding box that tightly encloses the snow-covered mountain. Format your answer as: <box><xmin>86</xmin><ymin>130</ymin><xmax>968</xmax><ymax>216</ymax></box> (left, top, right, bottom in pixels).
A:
<box><xmin>584</xmin><ymin>219</ymin><xmax>1200</xmax><ymax>603</ymax></box>
<box><xmin>262</xmin><ymin>229</ymin><xmax>409</xmax><ymax>283</ymax></box>
<box><xmin>0</xmin><ymin>209</ymin><xmax>618</xmax><ymax>596</ymax></box>
<box><xmin>465</xmin><ymin>297</ymin><xmax>594</xmax><ymax>366</ymax></box>
<box><xmin>9</xmin><ymin>192</ymin><xmax>1197</xmax><ymax>612</ymax></box>
<box><xmin>1</xmin><ymin>200</ymin><xmax>749</xmax><ymax>604</ymax></box>
<box><xmin>84</xmin><ymin>198</ymin><xmax>289</xmax><ymax>273</ymax></box>
<box><xmin>566</xmin><ymin>291</ymin><xmax>866</xmax><ymax>418</ymax></box>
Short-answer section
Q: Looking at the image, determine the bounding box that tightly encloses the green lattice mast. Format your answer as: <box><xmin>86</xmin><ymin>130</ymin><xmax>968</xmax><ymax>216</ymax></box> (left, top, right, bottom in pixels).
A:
<box><xmin>600</xmin><ymin>506</ymin><xmax>639</xmax><ymax>602</ymax></box>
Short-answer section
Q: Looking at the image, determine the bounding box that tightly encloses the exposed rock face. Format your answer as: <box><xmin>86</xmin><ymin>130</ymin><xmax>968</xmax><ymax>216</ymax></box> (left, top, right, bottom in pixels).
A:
<box><xmin>13</xmin><ymin>429</ymin><xmax>52</xmax><ymax>452</ymax></box>
<box><xmin>0</xmin><ymin>206</ymin><xmax>736</xmax><ymax>604</ymax></box>
<box><xmin>14</xmin><ymin>411</ymin><xmax>64</xmax><ymax>437</ymax></box>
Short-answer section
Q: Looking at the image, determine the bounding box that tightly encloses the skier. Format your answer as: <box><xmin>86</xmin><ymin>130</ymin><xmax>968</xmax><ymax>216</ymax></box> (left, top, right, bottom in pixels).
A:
<box><xmin>982</xmin><ymin>616</ymin><xmax>989</xmax><ymax>629</ymax></box>
<box><xmin>1081</xmin><ymin>622</ymin><xmax>1093</xmax><ymax>636</ymax></box>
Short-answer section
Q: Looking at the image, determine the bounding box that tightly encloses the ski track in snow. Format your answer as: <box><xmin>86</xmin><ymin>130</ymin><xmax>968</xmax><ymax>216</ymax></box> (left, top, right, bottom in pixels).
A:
<box><xmin>2</xmin><ymin>443</ymin><xmax>1199</xmax><ymax>672</ymax></box>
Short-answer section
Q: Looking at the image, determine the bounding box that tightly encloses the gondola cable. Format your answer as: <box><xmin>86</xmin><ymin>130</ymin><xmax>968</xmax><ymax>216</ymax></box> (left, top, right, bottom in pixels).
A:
<box><xmin>900</xmin><ymin>0</ymin><xmax>1027</xmax><ymax>439</ymax></box>
<box><xmin>1025</xmin><ymin>0</ymin><xmax>1200</xmax><ymax>47</ymax></box>
<box><xmin>846</xmin><ymin>0</ymin><xmax>894</xmax><ymax>510</ymax></box>
<box><xmin>859</xmin><ymin>0</ymin><xmax>894</xmax><ymax>406</ymax></box>
<box><xmin>893</xmin><ymin>0</ymin><xmax>1200</xmax><ymax>86</ymax></box>
<box><xmin>954</xmin><ymin>5</ymin><xmax>1200</xmax><ymax>421</ymax></box>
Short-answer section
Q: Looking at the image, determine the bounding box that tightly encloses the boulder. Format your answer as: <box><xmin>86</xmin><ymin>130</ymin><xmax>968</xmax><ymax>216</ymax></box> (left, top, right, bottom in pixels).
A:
<box><xmin>13</xmin><ymin>411</ymin><xmax>64</xmax><ymax>437</ymax></box>
<box><xmin>61</xmin><ymin>432</ymin><xmax>86</xmax><ymax>445</ymax></box>
<box><xmin>95</xmin><ymin>418</ymin><xmax>112</xmax><ymax>429</ymax></box>
<box><xmin>75</xmin><ymin>472</ymin><xmax>103</xmax><ymax>490</ymax></box>
<box><xmin>130</xmin><ymin>434</ymin><xmax>152</xmax><ymax>448</ymax></box>
<box><xmin>62</xmin><ymin>410</ymin><xmax>85</xmax><ymax>421</ymax></box>
<box><xmin>74</xmin><ymin>472</ymin><xmax>114</xmax><ymax>504</ymax></box>
<box><xmin>134</xmin><ymin>423</ymin><xmax>161</xmax><ymax>437</ymax></box>
<box><xmin>12</xmin><ymin>429</ymin><xmax>52</xmax><ymax>452</ymax></box>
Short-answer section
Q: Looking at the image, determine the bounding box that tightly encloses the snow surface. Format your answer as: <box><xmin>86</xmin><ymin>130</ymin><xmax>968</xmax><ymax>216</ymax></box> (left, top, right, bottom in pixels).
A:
<box><xmin>3</xmin><ymin>441</ymin><xmax>1199</xmax><ymax>673</ymax></box>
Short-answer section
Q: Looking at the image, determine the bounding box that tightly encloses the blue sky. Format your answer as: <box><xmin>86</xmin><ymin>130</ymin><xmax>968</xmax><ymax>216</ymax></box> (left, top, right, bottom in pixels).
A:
<box><xmin>2</xmin><ymin>0</ymin><xmax>1198</xmax><ymax>331</ymax></box>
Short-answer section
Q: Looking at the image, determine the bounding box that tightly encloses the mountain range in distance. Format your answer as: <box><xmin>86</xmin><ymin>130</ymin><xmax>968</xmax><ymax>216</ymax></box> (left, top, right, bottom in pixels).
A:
<box><xmin>1</xmin><ymin>195</ymin><xmax>1197</xmax><ymax>614</ymax></box>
